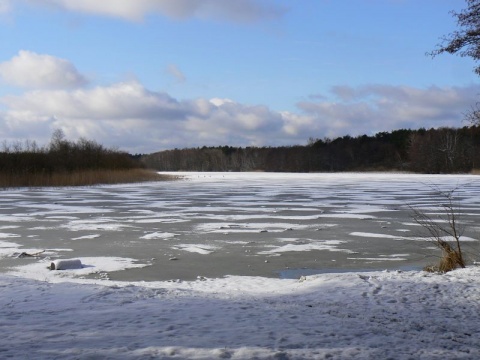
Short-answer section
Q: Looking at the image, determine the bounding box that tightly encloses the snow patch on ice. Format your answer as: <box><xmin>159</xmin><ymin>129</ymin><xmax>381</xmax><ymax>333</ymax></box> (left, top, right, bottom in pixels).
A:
<box><xmin>133</xmin><ymin>218</ymin><xmax>188</xmax><ymax>224</ymax></box>
<box><xmin>318</xmin><ymin>213</ymin><xmax>376</xmax><ymax>219</ymax></box>
<box><xmin>258</xmin><ymin>240</ymin><xmax>353</xmax><ymax>254</ymax></box>
<box><xmin>348</xmin><ymin>257</ymin><xmax>407</xmax><ymax>261</ymax></box>
<box><xmin>351</xmin><ymin>232</ymin><xmax>478</xmax><ymax>242</ymax></box>
<box><xmin>71</xmin><ymin>234</ymin><xmax>101</xmax><ymax>241</ymax></box>
<box><xmin>196</xmin><ymin>222</ymin><xmax>313</xmax><ymax>233</ymax></box>
<box><xmin>140</xmin><ymin>232</ymin><xmax>178</xmax><ymax>240</ymax></box>
<box><xmin>351</xmin><ymin>232</ymin><xmax>406</xmax><ymax>240</ymax></box>
<box><xmin>0</xmin><ymin>215</ymin><xmax>35</xmax><ymax>222</ymax></box>
<box><xmin>0</xmin><ymin>240</ymin><xmax>22</xmax><ymax>258</ymax></box>
<box><xmin>0</xmin><ymin>232</ymin><xmax>20</xmax><ymax>238</ymax></box>
<box><xmin>8</xmin><ymin>256</ymin><xmax>148</xmax><ymax>282</ymax></box>
<box><xmin>62</xmin><ymin>219</ymin><xmax>133</xmax><ymax>231</ymax></box>
<box><xmin>0</xmin><ymin>225</ymin><xmax>20</xmax><ymax>230</ymax></box>
<box><xmin>25</xmin><ymin>203</ymin><xmax>112</xmax><ymax>216</ymax></box>
<box><xmin>172</xmin><ymin>244</ymin><xmax>219</xmax><ymax>255</ymax></box>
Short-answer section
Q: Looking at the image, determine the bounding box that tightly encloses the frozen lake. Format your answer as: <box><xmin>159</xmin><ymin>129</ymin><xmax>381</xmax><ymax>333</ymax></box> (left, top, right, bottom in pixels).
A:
<box><xmin>2</xmin><ymin>172</ymin><xmax>480</xmax><ymax>282</ymax></box>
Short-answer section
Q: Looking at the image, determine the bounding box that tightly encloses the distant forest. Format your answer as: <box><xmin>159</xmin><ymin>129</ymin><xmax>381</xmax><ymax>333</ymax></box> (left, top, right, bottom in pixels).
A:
<box><xmin>142</xmin><ymin>126</ymin><xmax>480</xmax><ymax>174</ymax></box>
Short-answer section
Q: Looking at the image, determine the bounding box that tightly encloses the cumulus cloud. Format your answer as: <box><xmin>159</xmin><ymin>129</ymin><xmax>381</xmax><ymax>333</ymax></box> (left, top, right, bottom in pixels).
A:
<box><xmin>0</xmin><ymin>80</ymin><xmax>287</xmax><ymax>152</ymax></box>
<box><xmin>3</xmin><ymin>81</ymin><xmax>185</xmax><ymax>120</ymax></box>
<box><xmin>185</xmin><ymin>98</ymin><xmax>284</xmax><ymax>145</ymax></box>
<box><xmin>28</xmin><ymin>0</ymin><xmax>286</xmax><ymax>23</ymax></box>
<box><xmin>0</xmin><ymin>51</ymin><xmax>88</xmax><ymax>89</ymax></box>
<box><xmin>1</xmin><ymin>78</ymin><xmax>477</xmax><ymax>153</ymax></box>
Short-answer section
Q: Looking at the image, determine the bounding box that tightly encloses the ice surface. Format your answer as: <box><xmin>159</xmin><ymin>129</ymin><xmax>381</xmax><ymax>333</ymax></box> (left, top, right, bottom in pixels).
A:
<box><xmin>1</xmin><ymin>172</ymin><xmax>479</xmax><ymax>280</ymax></box>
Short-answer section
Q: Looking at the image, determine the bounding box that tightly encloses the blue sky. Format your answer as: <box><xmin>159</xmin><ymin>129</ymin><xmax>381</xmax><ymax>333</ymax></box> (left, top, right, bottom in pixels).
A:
<box><xmin>0</xmin><ymin>0</ymin><xmax>477</xmax><ymax>153</ymax></box>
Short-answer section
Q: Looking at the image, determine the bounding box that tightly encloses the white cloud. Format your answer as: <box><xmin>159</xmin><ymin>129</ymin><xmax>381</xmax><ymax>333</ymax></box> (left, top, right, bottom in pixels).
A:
<box><xmin>0</xmin><ymin>51</ymin><xmax>88</xmax><ymax>89</ymax></box>
<box><xmin>1</xmin><ymin>79</ymin><xmax>477</xmax><ymax>154</ymax></box>
<box><xmin>2</xmin><ymin>81</ymin><xmax>184</xmax><ymax>120</ymax></box>
<box><xmin>209</xmin><ymin>98</ymin><xmax>234</xmax><ymax>107</ymax></box>
<box><xmin>185</xmin><ymin>99</ymin><xmax>284</xmax><ymax>146</ymax></box>
<box><xmin>29</xmin><ymin>0</ymin><xmax>286</xmax><ymax>23</ymax></box>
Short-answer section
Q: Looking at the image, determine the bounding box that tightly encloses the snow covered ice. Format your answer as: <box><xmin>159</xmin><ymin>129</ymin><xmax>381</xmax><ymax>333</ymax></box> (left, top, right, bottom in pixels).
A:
<box><xmin>1</xmin><ymin>172</ymin><xmax>480</xmax><ymax>359</ymax></box>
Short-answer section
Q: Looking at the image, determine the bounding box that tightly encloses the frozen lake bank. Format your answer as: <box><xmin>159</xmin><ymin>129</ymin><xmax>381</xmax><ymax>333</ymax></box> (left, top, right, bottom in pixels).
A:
<box><xmin>1</xmin><ymin>172</ymin><xmax>480</xmax><ymax>282</ymax></box>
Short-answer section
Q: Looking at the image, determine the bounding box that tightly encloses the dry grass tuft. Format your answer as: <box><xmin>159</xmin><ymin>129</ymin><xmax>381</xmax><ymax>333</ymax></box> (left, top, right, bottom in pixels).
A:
<box><xmin>423</xmin><ymin>240</ymin><xmax>465</xmax><ymax>273</ymax></box>
<box><xmin>437</xmin><ymin>240</ymin><xmax>464</xmax><ymax>273</ymax></box>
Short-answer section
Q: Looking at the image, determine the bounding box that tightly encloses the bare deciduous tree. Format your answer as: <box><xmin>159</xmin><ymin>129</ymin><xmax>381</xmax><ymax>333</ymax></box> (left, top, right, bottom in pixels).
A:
<box><xmin>464</xmin><ymin>101</ymin><xmax>480</xmax><ymax>125</ymax></box>
<box><xmin>429</xmin><ymin>0</ymin><xmax>480</xmax><ymax>124</ymax></box>
<box><xmin>429</xmin><ymin>0</ymin><xmax>480</xmax><ymax>75</ymax></box>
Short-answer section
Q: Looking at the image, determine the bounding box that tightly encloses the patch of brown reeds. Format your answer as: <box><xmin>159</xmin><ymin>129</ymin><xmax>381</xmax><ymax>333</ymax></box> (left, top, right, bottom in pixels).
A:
<box><xmin>0</xmin><ymin>169</ymin><xmax>177</xmax><ymax>188</ymax></box>
<box><xmin>423</xmin><ymin>240</ymin><xmax>465</xmax><ymax>273</ymax></box>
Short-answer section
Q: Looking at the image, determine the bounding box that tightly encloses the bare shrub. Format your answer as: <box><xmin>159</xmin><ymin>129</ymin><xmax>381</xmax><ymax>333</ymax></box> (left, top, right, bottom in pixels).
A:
<box><xmin>410</xmin><ymin>187</ymin><xmax>466</xmax><ymax>273</ymax></box>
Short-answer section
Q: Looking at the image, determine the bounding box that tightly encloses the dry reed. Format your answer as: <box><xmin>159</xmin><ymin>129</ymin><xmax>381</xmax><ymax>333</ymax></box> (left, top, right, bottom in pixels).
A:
<box><xmin>0</xmin><ymin>169</ymin><xmax>176</xmax><ymax>188</ymax></box>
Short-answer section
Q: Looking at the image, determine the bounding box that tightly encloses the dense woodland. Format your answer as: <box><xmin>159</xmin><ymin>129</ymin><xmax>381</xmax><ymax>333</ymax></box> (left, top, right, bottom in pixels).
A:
<box><xmin>142</xmin><ymin>126</ymin><xmax>480</xmax><ymax>174</ymax></box>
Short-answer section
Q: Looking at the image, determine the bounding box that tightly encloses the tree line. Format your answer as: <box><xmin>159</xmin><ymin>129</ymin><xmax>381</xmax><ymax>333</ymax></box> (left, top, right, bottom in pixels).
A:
<box><xmin>141</xmin><ymin>126</ymin><xmax>480</xmax><ymax>173</ymax></box>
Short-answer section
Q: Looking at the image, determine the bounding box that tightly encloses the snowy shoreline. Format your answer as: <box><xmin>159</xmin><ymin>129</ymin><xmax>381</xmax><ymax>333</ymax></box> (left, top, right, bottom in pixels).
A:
<box><xmin>2</xmin><ymin>267</ymin><xmax>480</xmax><ymax>359</ymax></box>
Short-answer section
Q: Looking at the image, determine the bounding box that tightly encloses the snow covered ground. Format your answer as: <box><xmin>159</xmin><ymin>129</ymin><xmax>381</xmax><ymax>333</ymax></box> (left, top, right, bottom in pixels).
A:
<box><xmin>1</xmin><ymin>268</ymin><xmax>480</xmax><ymax>359</ymax></box>
<box><xmin>1</xmin><ymin>172</ymin><xmax>480</xmax><ymax>359</ymax></box>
